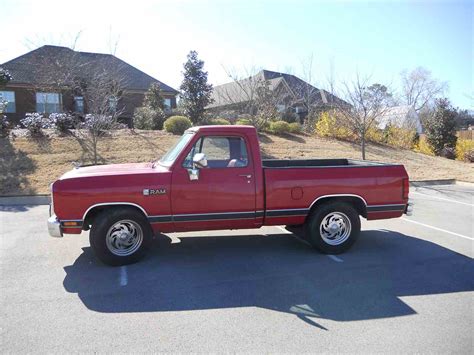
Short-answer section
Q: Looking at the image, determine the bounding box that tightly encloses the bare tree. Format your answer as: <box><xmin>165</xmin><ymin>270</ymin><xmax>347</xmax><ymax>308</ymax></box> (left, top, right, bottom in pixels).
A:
<box><xmin>400</xmin><ymin>67</ymin><xmax>447</xmax><ymax>112</ymax></box>
<box><xmin>74</xmin><ymin>56</ymin><xmax>126</xmax><ymax>164</ymax></box>
<box><xmin>334</xmin><ymin>74</ymin><xmax>393</xmax><ymax>160</ymax></box>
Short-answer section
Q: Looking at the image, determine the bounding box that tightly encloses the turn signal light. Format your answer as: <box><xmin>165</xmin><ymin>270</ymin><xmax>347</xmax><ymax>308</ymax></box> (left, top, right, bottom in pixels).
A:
<box><xmin>63</xmin><ymin>221</ymin><xmax>79</xmax><ymax>226</ymax></box>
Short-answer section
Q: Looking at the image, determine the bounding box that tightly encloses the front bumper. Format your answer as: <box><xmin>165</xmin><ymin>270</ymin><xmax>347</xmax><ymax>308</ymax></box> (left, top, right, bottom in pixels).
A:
<box><xmin>47</xmin><ymin>215</ymin><xmax>63</xmax><ymax>238</ymax></box>
<box><xmin>405</xmin><ymin>200</ymin><xmax>414</xmax><ymax>216</ymax></box>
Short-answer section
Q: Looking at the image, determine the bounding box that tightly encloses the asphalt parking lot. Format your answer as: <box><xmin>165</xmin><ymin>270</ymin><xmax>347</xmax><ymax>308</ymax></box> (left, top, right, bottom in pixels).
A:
<box><xmin>1</xmin><ymin>184</ymin><xmax>473</xmax><ymax>353</ymax></box>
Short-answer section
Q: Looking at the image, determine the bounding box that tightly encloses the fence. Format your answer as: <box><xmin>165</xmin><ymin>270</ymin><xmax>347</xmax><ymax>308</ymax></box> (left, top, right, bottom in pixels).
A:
<box><xmin>457</xmin><ymin>130</ymin><xmax>474</xmax><ymax>140</ymax></box>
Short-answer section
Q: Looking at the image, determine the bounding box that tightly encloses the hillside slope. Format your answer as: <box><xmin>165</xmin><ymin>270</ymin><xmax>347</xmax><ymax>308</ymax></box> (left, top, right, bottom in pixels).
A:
<box><xmin>1</xmin><ymin>129</ymin><xmax>472</xmax><ymax>195</ymax></box>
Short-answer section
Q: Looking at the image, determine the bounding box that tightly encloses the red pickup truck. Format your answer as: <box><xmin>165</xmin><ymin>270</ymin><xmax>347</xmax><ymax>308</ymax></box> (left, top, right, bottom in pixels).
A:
<box><xmin>48</xmin><ymin>125</ymin><xmax>412</xmax><ymax>265</ymax></box>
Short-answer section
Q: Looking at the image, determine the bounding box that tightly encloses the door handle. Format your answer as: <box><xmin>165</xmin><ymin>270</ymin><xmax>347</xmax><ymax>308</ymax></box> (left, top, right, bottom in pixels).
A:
<box><xmin>238</xmin><ymin>174</ymin><xmax>252</xmax><ymax>179</ymax></box>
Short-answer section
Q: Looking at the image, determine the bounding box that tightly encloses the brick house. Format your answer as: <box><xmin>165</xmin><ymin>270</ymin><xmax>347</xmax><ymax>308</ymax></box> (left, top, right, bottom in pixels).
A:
<box><xmin>0</xmin><ymin>45</ymin><xmax>178</xmax><ymax>126</ymax></box>
<box><xmin>208</xmin><ymin>69</ymin><xmax>346</xmax><ymax>122</ymax></box>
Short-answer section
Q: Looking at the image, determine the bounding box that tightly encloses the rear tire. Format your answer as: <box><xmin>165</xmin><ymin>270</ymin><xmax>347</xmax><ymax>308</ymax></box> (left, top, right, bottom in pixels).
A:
<box><xmin>306</xmin><ymin>202</ymin><xmax>360</xmax><ymax>254</ymax></box>
<box><xmin>89</xmin><ymin>208</ymin><xmax>153</xmax><ymax>266</ymax></box>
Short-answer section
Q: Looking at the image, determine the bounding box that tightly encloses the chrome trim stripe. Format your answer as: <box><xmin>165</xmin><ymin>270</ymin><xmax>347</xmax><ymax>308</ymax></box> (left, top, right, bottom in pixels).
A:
<box><xmin>173</xmin><ymin>211</ymin><xmax>256</xmax><ymax>222</ymax></box>
<box><xmin>148</xmin><ymin>215</ymin><xmax>172</xmax><ymax>223</ymax></box>
<box><xmin>366</xmin><ymin>204</ymin><xmax>406</xmax><ymax>212</ymax></box>
<box><xmin>265</xmin><ymin>208</ymin><xmax>310</xmax><ymax>217</ymax></box>
<box><xmin>77</xmin><ymin>202</ymin><xmax>407</xmax><ymax>227</ymax></box>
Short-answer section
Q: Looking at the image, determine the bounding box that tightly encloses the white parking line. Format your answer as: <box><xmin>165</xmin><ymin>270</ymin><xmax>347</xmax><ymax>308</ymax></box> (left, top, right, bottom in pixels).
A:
<box><xmin>276</xmin><ymin>226</ymin><xmax>292</xmax><ymax>234</ymax></box>
<box><xmin>401</xmin><ymin>217</ymin><xmax>473</xmax><ymax>241</ymax></box>
<box><xmin>411</xmin><ymin>191</ymin><xmax>474</xmax><ymax>207</ymax></box>
<box><xmin>119</xmin><ymin>266</ymin><xmax>128</xmax><ymax>286</ymax></box>
<box><xmin>327</xmin><ymin>255</ymin><xmax>344</xmax><ymax>262</ymax></box>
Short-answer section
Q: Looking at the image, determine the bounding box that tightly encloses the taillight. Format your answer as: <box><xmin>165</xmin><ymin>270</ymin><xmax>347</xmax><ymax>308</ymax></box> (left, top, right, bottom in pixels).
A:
<box><xmin>402</xmin><ymin>178</ymin><xmax>409</xmax><ymax>200</ymax></box>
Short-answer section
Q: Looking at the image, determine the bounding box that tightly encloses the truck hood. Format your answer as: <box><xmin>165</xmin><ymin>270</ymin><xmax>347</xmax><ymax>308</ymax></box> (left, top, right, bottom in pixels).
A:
<box><xmin>60</xmin><ymin>162</ymin><xmax>168</xmax><ymax>180</ymax></box>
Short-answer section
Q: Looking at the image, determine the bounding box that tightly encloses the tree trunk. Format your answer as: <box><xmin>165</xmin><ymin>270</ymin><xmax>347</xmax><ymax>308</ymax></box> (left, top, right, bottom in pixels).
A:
<box><xmin>361</xmin><ymin>133</ymin><xmax>366</xmax><ymax>160</ymax></box>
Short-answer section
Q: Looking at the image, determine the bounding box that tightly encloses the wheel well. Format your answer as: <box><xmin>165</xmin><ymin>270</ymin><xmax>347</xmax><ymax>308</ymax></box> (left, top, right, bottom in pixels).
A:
<box><xmin>82</xmin><ymin>205</ymin><xmax>148</xmax><ymax>230</ymax></box>
<box><xmin>308</xmin><ymin>196</ymin><xmax>367</xmax><ymax>219</ymax></box>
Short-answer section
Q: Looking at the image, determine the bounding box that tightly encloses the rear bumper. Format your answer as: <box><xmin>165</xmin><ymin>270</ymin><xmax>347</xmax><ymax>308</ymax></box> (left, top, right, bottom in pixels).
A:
<box><xmin>47</xmin><ymin>215</ymin><xmax>63</xmax><ymax>238</ymax></box>
<box><xmin>405</xmin><ymin>201</ymin><xmax>414</xmax><ymax>216</ymax></box>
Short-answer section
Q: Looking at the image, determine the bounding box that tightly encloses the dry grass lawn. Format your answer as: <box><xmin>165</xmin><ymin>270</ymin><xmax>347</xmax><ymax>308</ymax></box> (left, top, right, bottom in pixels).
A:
<box><xmin>1</xmin><ymin>129</ymin><xmax>472</xmax><ymax>195</ymax></box>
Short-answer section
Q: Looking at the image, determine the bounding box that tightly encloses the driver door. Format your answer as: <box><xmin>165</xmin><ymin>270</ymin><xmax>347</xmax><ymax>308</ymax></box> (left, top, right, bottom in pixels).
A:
<box><xmin>170</xmin><ymin>134</ymin><xmax>256</xmax><ymax>231</ymax></box>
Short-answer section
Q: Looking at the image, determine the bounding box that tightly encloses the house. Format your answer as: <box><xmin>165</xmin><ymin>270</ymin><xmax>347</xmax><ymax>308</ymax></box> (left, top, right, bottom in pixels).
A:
<box><xmin>0</xmin><ymin>45</ymin><xmax>178</xmax><ymax>126</ymax></box>
<box><xmin>378</xmin><ymin>105</ymin><xmax>423</xmax><ymax>134</ymax></box>
<box><xmin>208</xmin><ymin>69</ymin><xmax>346</xmax><ymax>122</ymax></box>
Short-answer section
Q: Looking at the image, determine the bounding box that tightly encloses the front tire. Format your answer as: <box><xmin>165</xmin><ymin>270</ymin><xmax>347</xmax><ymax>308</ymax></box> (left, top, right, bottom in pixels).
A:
<box><xmin>306</xmin><ymin>202</ymin><xmax>360</xmax><ymax>254</ymax></box>
<box><xmin>89</xmin><ymin>208</ymin><xmax>153</xmax><ymax>266</ymax></box>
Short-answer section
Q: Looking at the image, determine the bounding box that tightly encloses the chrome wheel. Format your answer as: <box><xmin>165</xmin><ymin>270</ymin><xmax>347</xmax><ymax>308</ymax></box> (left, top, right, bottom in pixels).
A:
<box><xmin>319</xmin><ymin>212</ymin><xmax>352</xmax><ymax>246</ymax></box>
<box><xmin>105</xmin><ymin>220</ymin><xmax>143</xmax><ymax>256</ymax></box>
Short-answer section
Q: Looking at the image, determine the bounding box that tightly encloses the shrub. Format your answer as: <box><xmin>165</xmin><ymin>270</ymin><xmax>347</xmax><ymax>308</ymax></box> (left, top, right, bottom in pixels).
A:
<box><xmin>288</xmin><ymin>122</ymin><xmax>302</xmax><ymax>134</ymax></box>
<box><xmin>164</xmin><ymin>115</ymin><xmax>192</xmax><ymax>135</ymax></box>
<box><xmin>315</xmin><ymin>111</ymin><xmax>353</xmax><ymax>140</ymax></box>
<box><xmin>269</xmin><ymin>120</ymin><xmax>290</xmax><ymax>135</ymax></box>
<box><xmin>20</xmin><ymin>113</ymin><xmax>52</xmax><ymax>136</ymax></box>
<box><xmin>203</xmin><ymin>118</ymin><xmax>231</xmax><ymax>125</ymax></box>
<box><xmin>236</xmin><ymin>118</ymin><xmax>252</xmax><ymax>125</ymax></box>
<box><xmin>440</xmin><ymin>147</ymin><xmax>456</xmax><ymax>160</ymax></box>
<box><xmin>456</xmin><ymin>139</ymin><xmax>474</xmax><ymax>162</ymax></box>
<box><xmin>365</xmin><ymin>127</ymin><xmax>384</xmax><ymax>143</ymax></box>
<box><xmin>413</xmin><ymin>136</ymin><xmax>435</xmax><ymax>156</ymax></box>
<box><xmin>382</xmin><ymin>125</ymin><xmax>417</xmax><ymax>148</ymax></box>
<box><xmin>280</xmin><ymin>110</ymin><xmax>298</xmax><ymax>123</ymax></box>
<box><xmin>49</xmin><ymin>113</ymin><xmax>74</xmax><ymax>133</ymax></box>
<box><xmin>133</xmin><ymin>107</ymin><xmax>166</xmax><ymax>130</ymax></box>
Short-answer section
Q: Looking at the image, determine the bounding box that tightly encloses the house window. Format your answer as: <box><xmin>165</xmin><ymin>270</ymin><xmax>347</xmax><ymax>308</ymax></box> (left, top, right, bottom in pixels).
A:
<box><xmin>36</xmin><ymin>92</ymin><xmax>61</xmax><ymax>113</ymax></box>
<box><xmin>74</xmin><ymin>96</ymin><xmax>84</xmax><ymax>113</ymax></box>
<box><xmin>0</xmin><ymin>91</ymin><xmax>16</xmax><ymax>113</ymax></box>
<box><xmin>164</xmin><ymin>98</ymin><xmax>171</xmax><ymax>110</ymax></box>
<box><xmin>109</xmin><ymin>96</ymin><xmax>118</xmax><ymax>112</ymax></box>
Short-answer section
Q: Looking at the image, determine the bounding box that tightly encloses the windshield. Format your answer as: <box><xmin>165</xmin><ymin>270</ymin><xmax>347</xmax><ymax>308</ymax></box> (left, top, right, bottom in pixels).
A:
<box><xmin>157</xmin><ymin>132</ymin><xmax>194</xmax><ymax>167</ymax></box>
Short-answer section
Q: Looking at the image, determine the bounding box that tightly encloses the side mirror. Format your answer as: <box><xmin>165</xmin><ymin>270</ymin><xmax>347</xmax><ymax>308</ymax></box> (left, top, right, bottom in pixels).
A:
<box><xmin>193</xmin><ymin>153</ymin><xmax>208</xmax><ymax>168</ymax></box>
<box><xmin>188</xmin><ymin>153</ymin><xmax>207</xmax><ymax>181</ymax></box>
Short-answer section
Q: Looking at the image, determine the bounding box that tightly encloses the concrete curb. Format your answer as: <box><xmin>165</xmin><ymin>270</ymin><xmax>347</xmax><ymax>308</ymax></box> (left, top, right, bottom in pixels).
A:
<box><xmin>410</xmin><ymin>179</ymin><xmax>456</xmax><ymax>187</ymax></box>
<box><xmin>0</xmin><ymin>195</ymin><xmax>50</xmax><ymax>206</ymax></box>
<box><xmin>410</xmin><ymin>179</ymin><xmax>474</xmax><ymax>188</ymax></box>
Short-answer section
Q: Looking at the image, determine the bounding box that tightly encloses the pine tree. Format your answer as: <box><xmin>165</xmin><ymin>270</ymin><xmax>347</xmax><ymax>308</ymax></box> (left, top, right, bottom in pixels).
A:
<box><xmin>143</xmin><ymin>83</ymin><xmax>165</xmax><ymax>111</ymax></box>
<box><xmin>425</xmin><ymin>98</ymin><xmax>458</xmax><ymax>155</ymax></box>
<box><xmin>179</xmin><ymin>50</ymin><xmax>213</xmax><ymax>124</ymax></box>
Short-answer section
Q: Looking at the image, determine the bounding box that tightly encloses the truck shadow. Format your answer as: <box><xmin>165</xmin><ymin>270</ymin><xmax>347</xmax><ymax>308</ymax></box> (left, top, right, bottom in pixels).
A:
<box><xmin>63</xmin><ymin>230</ymin><xmax>474</xmax><ymax>330</ymax></box>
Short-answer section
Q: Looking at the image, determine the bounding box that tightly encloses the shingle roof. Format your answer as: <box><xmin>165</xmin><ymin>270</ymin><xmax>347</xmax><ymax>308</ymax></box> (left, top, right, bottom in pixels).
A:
<box><xmin>209</xmin><ymin>69</ymin><xmax>344</xmax><ymax>108</ymax></box>
<box><xmin>1</xmin><ymin>45</ymin><xmax>178</xmax><ymax>93</ymax></box>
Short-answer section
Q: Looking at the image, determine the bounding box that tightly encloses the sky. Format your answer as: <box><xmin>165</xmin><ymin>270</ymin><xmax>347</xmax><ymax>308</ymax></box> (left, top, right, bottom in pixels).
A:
<box><xmin>0</xmin><ymin>0</ymin><xmax>472</xmax><ymax>108</ymax></box>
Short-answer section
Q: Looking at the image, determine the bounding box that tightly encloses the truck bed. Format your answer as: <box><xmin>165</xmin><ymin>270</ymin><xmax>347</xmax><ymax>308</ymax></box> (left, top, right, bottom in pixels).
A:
<box><xmin>262</xmin><ymin>158</ymin><xmax>408</xmax><ymax>224</ymax></box>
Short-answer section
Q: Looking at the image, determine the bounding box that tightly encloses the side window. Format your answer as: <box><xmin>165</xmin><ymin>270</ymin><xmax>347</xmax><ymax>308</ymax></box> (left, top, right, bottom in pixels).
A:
<box><xmin>202</xmin><ymin>137</ymin><xmax>230</xmax><ymax>161</ymax></box>
<box><xmin>183</xmin><ymin>136</ymin><xmax>248</xmax><ymax>169</ymax></box>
